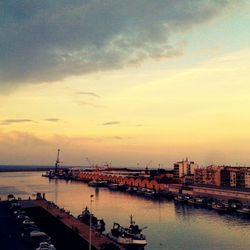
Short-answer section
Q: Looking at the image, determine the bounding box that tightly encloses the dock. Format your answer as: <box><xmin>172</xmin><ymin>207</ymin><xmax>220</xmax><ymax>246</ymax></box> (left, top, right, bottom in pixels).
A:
<box><xmin>1</xmin><ymin>199</ymin><xmax>123</xmax><ymax>250</ymax></box>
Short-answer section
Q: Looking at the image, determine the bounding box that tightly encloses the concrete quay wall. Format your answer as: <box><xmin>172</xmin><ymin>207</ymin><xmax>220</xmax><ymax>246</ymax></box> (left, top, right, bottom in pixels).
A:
<box><xmin>21</xmin><ymin>200</ymin><xmax>122</xmax><ymax>250</ymax></box>
<box><xmin>192</xmin><ymin>186</ymin><xmax>250</xmax><ymax>202</ymax></box>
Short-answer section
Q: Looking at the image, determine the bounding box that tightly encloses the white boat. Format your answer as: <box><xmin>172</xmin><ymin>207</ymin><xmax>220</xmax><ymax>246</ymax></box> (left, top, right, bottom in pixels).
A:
<box><xmin>36</xmin><ymin>242</ymin><xmax>56</xmax><ymax>250</ymax></box>
<box><xmin>107</xmin><ymin>216</ymin><xmax>147</xmax><ymax>249</ymax></box>
<box><xmin>236</xmin><ymin>207</ymin><xmax>250</xmax><ymax>215</ymax></box>
<box><xmin>144</xmin><ymin>189</ymin><xmax>156</xmax><ymax>198</ymax></box>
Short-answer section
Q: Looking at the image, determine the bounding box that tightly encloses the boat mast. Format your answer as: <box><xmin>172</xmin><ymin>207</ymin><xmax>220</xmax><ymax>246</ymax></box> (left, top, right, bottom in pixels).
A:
<box><xmin>130</xmin><ymin>214</ymin><xmax>134</xmax><ymax>225</ymax></box>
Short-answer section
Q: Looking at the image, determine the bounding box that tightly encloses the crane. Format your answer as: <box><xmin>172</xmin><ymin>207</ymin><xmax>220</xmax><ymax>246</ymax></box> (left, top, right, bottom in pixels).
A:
<box><xmin>86</xmin><ymin>157</ymin><xmax>94</xmax><ymax>167</ymax></box>
<box><xmin>55</xmin><ymin>149</ymin><xmax>60</xmax><ymax>173</ymax></box>
<box><xmin>86</xmin><ymin>157</ymin><xmax>101</xmax><ymax>178</ymax></box>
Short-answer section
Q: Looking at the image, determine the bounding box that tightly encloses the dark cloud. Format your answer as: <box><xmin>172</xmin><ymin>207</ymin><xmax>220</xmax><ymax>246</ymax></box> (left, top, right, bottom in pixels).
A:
<box><xmin>44</xmin><ymin>118</ymin><xmax>60</xmax><ymax>122</ymax></box>
<box><xmin>102</xmin><ymin>121</ymin><xmax>120</xmax><ymax>126</ymax></box>
<box><xmin>75</xmin><ymin>92</ymin><xmax>100</xmax><ymax>98</ymax></box>
<box><xmin>0</xmin><ymin>1</ymin><xmax>240</xmax><ymax>89</ymax></box>
<box><xmin>0</xmin><ymin>119</ymin><xmax>35</xmax><ymax>125</ymax></box>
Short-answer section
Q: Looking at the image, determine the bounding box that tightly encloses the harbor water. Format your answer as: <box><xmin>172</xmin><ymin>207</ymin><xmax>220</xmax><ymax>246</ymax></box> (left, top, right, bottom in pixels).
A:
<box><xmin>0</xmin><ymin>171</ymin><xmax>250</xmax><ymax>250</ymax></box>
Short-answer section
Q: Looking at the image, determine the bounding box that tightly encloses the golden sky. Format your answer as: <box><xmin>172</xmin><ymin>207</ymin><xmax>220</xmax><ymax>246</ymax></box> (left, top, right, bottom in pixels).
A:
<box><xmin>1</xmin><ymin>1</ymin><xmax>250</xmax><ymax>167</ymax></box>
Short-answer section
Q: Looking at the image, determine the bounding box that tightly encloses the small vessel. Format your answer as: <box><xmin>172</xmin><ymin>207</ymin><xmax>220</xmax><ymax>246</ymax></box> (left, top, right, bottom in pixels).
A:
<box><xmin>144</xmin><ymin>189</ymin><xmax>156</xmax><ymax>199</ymax></box>
<box><xmin>186</xmin><ymin>196</ymin><xmax>195</xmax><ymax>205</ymax></box>
<box><xmin>193</xmin><ymin>197</ymin><xmax>205</xmax><ymax>206</ymax></box>
<box><xmin>107</xmin><ymin>215</ymin><xmax>147</xmax><ymax>249</ymax></box>
<box><xmin>174</xmin><ymin>194</ymin><xmax>185</xmax><ymax>203</ymax></box>
<box><xmin>212</xmin><ymin>201</ymin><xmax>229</xmax><ymax>213</ymax></box>
<box><xmin>108</xmin><ymin>183</ymin><xmax>119</xmax><ymax>190</ymax></box>
<box><xmin>78</xmin><ymin>207</ymin><xmax>105</xmax><ymax>233</ymax></box>
<box><xmin>88</xmin><ymin>180</ymin><xmax>108</xmax><ymax>187</ymax></box>
<box><xmin>236</xmin><ymin>206</ymin><xmax>250</xmax><ymax>216</ymax></box>
<box><xmin>126</xmin><ymin>187</ymin><xmax>138</xmax><ymax>194</ymax></box>
<box><xmin>136</xmin><ymin>188</ymin><xmax>146</xmax><ymax>196</ymax></box>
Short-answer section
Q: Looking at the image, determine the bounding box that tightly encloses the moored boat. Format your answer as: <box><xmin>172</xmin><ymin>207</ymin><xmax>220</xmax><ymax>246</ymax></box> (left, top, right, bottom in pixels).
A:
<box><xmin>193</xmin><ymin>197</ymin><xmax>205</xmax><ymax>206</ymax></box>
<box><xmin>126</xmin><ymin>187</ymin><xmax>138</xmax><ymax>194</ymax></box>
<box><xmin>144</xmin><ymin>189</ymin><xmax>157</xmax><ymax>199</ymax></box>
<box><xmin>136</xmin><ymin>188</ymin><xmax>146</xmax><ymax>196</ymax></box>
<box><xmin>212</xmin><ymin>201</ymin><xmax>229</xmax><ymax>213</ymax></box>
<box><xmin>174</xmin><ymin>194</ymin><xmax>185</xmax><ymax>203</ymax></box>
<box><xmin>88</xmin><ymin>180</ymin><xmax>108</xmax><ymax>187</ymax></box>
<box><xmin>107</xmin><ymin>215</ymin><xmax>147</xmax><ymax>249</ymax></box>
<box><xmin>236</xmin><ymin>206</ymin><xmax>250</xmax><ymax>216</ymax></box>
<box><xmin>77</xmin><ymin>207</ymin><xmax>105</xmax><ymax>233</ymax></box>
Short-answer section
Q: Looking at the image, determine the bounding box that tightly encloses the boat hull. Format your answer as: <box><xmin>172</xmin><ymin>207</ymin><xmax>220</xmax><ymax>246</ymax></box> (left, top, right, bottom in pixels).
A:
<box><xmin>107</xmin><ymin>233</ymin><xmax>147</xmax><ymax>248</ymax></box>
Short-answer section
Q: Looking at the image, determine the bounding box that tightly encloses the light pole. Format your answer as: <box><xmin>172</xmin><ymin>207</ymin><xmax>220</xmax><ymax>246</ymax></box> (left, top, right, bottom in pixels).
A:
<box><xmin>89</xmin><ymin>194</ymin><xmax>94</xmax><ymax>250</ymax></box>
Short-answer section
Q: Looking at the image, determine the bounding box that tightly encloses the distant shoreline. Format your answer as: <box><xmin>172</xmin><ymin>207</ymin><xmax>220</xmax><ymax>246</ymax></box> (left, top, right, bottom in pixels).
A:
<box><xmin>0</xmin><ymin>165</ymin><xmax>80</xmax><ymax>172</ymax></box>
<box><xmin>0</xmin><ymin>168</ymin><xmax>50</xmax><ymax>172</ymax></box>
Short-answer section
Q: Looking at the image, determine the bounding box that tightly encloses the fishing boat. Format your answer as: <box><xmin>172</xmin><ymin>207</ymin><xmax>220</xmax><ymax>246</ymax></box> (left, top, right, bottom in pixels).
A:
<box><xmin>77</xmin><ymin>207</ymin><xmax>105</xmax><ymax>233</ymax></box>
<box><xmin>107</xmin><ymin>215</ymin><xmax>147</xmax><ymax>249</ymax></box>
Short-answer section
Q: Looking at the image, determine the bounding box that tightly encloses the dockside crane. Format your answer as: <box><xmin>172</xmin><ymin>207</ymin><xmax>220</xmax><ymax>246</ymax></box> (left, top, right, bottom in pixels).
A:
<box><xmin>86</xmin><ymin>157</ymin><xmax>94</xmax><ymax>168</ymax></box>
<box><xmin>55</xmin><ymin>149</ymin><xmax>60</xmax><ymax>173</ymax></box>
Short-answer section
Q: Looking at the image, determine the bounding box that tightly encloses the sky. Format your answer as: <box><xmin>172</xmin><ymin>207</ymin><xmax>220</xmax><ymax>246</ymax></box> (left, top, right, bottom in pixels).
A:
<box><xmin>1</xmin><ymin>0</ymin><xmax>250</xmax><ymax>167</ymax></box>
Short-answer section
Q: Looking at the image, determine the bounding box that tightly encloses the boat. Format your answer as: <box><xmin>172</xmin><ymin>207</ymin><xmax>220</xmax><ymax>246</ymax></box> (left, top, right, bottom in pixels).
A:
<box><xmin>228</xmin><ymin>199</ymin><xmax>242</xmax><ymax>212</ymax></box>
<box><xmin>126</xmin><ymin>187</ymin><xmax>138</xmax><ymax>194</ymax></box>
<box><xmin>174</xmin><ymin>194</ymin><xmax>185</xmax><ymax>203</ymax></box>
<box><xmin>144</xmin><ymin>189</ymin><xmax>156</xmax><ymax>199</ymax></box>
<box><xmin>35</xmin><ymin>242</ymin><xmax>56</xmax><ymax>250</ymax></box>
<box><xmin>186</xmin><ymin>196</ymin><xmax>195</xmax><ymax>205</ymax></box>
<box><xmin>107</xmin><ymin>215</ymin><xmax>147</xmax><ymax>249</ymax></box>
<box><xmin>108</xmin><ymin>183</ymin><xmax>119</xmax><ymax>190</ymax></box>
<box><xmin>77</xmin><ymin>207</ymin><xmax>105</xmax><ymax>233</ymax></box>
<box><xmin>88</xmin><ymin>180</ymin><xmax>108</xmax><ymax>187</ymax></box>
<box><xmin>236</xmin><ymin>206</ymin><xmax>250</xmax><ymax>216</ymax></box>
<box><xmin>136</xmin><ymin>188</ymin><xmax>146</xmax><ymax>196</ymax></box>
<box><xmin>212</xmin><ymin>201</ymin><xmax>229</xmax><ymax>213</ymax></box>
<box><xmin>193</xmin><ymin>197</ymin><xmax>205</xmax><ymax>206</ymax></box>
<box><xmin>42</xmin><ymin>171</ymin><xmax>50</xmax><ymax>177</ymax></box>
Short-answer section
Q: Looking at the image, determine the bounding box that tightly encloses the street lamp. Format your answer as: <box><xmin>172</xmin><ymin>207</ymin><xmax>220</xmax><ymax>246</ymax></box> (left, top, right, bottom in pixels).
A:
<box><xmin>89</xmin><ymin>194</ymin><xmax>94</xmax><ymax>250</ymax></box>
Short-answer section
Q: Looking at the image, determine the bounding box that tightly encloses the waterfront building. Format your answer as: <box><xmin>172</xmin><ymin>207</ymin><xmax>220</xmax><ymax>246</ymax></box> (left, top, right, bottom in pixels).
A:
<box><xmin>194</xmin><ymin>165</ymin><xmax>222</xmax><ymax>186</ymax></box>
<box><xmin>221</xmin><ymin>166</ymin><xmax>250</xmax><ymax>189</ymax></box>
<box><xmin>183</xmin><ymin>174</ymin><xmax>195</xmax><ymax>185</ymax></box>
<box><xmin>245</xmin><ymin>171</ymin><xmax>250</xmax><ymax>188</ymax></box>
<box><xmin>173</xmin><ymin>158</ymin><xmax>198</xmax><ymax>178</ymax></box>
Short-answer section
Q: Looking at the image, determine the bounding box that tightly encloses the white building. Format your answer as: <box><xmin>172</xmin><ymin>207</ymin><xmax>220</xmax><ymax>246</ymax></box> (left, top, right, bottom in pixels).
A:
<box><xmin>174</xmin><ymin>158</ymin><xmax>198</xmax><ymax>178</ymax></box>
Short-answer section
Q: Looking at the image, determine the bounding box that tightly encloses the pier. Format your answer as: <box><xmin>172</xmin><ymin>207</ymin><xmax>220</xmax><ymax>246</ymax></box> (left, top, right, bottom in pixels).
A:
<box><xmin>0</xmin><ymin>199</ymin><xmax>122</xmax><ymax>250</ymax></box>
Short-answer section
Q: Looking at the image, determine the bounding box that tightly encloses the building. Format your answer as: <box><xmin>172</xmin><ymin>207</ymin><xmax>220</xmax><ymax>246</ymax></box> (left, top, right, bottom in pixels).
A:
<box><xmin>174</xmin><ymin>158</ymin><xmax>198</xmax><ymax>178</ymax></box>
<box><xmin>194</xmin><ymin>165</ymin><xmax>222</xmax><ymax>186</ymax></box>
<box><xmin>221</xmin><ymin>166</ymin><xmax>250</xmax><ymax>189</ymax></box>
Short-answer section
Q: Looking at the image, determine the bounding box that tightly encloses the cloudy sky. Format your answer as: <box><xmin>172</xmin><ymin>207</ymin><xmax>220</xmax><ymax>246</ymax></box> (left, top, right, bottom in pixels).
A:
<box><xmin>1</xmin><ymin>0</ymin><xmax>250</xmax><ymax>167</ymax></box>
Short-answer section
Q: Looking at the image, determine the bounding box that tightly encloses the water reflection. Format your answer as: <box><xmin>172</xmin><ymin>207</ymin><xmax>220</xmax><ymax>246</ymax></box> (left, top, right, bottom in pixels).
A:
<box><xmin>0</xmin><ymin>172</ymin><xmax>249</xmax><ymax>250</ymax></box>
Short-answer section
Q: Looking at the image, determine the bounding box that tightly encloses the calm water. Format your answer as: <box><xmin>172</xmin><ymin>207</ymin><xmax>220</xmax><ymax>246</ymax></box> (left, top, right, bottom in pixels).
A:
<box><xmin>0</xmin><ymin>171</ymin><xmax>250</xmax><ymax>250</ymax></box>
